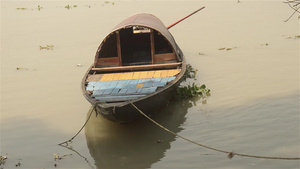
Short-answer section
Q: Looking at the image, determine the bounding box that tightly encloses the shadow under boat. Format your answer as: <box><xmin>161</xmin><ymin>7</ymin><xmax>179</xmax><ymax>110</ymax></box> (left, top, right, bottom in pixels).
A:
<box><xmin>85</xmin><ymin>97</ymin><xmax>200</xmax><ymax>169</ymax></box>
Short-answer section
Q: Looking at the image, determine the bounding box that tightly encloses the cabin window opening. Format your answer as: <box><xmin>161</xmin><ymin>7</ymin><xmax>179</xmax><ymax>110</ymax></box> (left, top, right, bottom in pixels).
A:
<box><xmin>153</xmin><ymin>31</ymin><xmax>173</xmax><ymax>54</ymax></box>
<box><xmin>98</xmin><ymin>33</ymin><xmax>118</xmax><ymax>58</ymax></box>
<box><xmin>120</xmin><ymin>28</ymin><xmax>152</xmax><ymax>66</ymax></box>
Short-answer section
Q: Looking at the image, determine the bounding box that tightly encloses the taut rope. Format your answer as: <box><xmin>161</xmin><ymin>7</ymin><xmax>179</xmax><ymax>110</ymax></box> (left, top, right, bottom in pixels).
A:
<box><xmin>129</xmin><ymin>101</ymin><xmax>300</xmax><ymax>160</ymax></box>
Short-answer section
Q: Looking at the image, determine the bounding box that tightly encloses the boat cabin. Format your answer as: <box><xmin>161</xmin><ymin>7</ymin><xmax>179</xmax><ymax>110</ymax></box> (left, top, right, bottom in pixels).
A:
<box><xmin>95</xmin><ymin>26</ymin><xmax>178</xmax><ymax>68</ymax></box>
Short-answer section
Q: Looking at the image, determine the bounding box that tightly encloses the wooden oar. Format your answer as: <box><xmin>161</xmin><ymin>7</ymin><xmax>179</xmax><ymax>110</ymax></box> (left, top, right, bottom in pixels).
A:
<box><xmin>167</xmin><ymin>7</ymin><xmax>205</xmax><ymax>29</ymax></box>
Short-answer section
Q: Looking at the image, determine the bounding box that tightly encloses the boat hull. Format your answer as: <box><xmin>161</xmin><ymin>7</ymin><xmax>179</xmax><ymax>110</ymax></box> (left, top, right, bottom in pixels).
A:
<box><xmin>82</xmin><ymin>59</ymin><xmax>186</xmax><ymax>123</ymax></box>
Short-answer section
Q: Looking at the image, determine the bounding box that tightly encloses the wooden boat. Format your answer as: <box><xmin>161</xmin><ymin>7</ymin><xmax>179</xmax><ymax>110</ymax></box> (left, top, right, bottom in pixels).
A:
<box><xmin>81</xmin><ymin>13</ymin><xmax>186</xmax><ymax>122</ymax></box>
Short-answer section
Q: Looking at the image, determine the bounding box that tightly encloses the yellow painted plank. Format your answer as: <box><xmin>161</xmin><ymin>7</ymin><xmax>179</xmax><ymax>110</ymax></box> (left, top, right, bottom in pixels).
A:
<box><xmin>132</xmin><ymin>72</ymin><xmax>141</xmax><ymax>79</ymax></box>
<box><xmin>167</xmin><ymin>69</ymin><xmax>181</xmax><ymax>77</ymax></box>
<box><xmin>160</xmin><ymin>70</ymin><xmax>168</xmax><ymax>77</ymax></box>
<box><xmin>119</xmin><ymin>73</ymin><xmax>128</xmax><ymax>80</ymax></box>
<box><xmin>100</xmin><ymin>74</ymin><xmax>108</xmax><ymax>81</ymax></box>
<box><xmin>146</xmin><ymin>71</ymin><xmax>155</xmax><ymax>78</ymax></box>
<box><xmin>106</xmin><ymin>74</ymin><xmax>114</xmax><ymax>81</ymax></box>
<box><xmin>139</xmin><ymin>71</ymin><xmax>148</xmax><ymax>79</ymax></box>
<box><xmin>175</xmin><ymin>69</ymin><xmax>181</xmax><ymax>75</ymax></box>
<box><xmin>124</xmin><ymin>72</ymin><xmax>133</xmax><ymax>80</ymax></box>
<box><xmin>153</xmin><ymin>71</ymin><xmax>162</xmax><ymax>78</ymax></box>
<box><xmin>112</xmin><ymin>73</ymin><xmax>122</xmax><ymax>81</ymax></box>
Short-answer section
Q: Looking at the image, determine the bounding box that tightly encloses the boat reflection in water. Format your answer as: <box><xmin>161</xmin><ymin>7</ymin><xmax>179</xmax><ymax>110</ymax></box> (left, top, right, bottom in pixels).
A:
<box><xmin>85</xmin><ymin>97</ymin><xmax>200</xmax><ymax>168</ymax></box>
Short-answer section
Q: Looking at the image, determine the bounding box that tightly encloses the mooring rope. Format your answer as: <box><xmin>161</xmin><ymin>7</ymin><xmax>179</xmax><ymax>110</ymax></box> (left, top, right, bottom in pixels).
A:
<box><xmin>58</xmin><ymin>102</ymin><xmax>99</xmax><ymax>146</ymax></box>
<box><xmin>129</xmin><ymin>101</ymin><xmax>300</xmax><ymax>160</ymax></box>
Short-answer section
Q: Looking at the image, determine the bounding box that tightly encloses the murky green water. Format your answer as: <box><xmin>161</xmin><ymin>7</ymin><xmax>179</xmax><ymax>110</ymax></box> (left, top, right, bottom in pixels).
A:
<box><xmin>1</xmin><ymin>1</ymin><xmax>299</xmax><ymax>169</ymax></box>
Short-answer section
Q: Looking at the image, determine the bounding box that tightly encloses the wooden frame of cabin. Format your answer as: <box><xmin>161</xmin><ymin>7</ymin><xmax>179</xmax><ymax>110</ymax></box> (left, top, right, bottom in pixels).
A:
<box><xmin>93</xmin><ymin>26</ymin><xmax>179</xmax><ymax>72</ymax></box>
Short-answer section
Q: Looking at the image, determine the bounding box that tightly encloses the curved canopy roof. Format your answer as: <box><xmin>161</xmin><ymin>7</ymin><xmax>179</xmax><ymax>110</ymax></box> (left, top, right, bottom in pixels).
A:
<box><xmin>97</xmin><ymin>13</ymin><xmax>182</xmax><ymax>60</ymax></box>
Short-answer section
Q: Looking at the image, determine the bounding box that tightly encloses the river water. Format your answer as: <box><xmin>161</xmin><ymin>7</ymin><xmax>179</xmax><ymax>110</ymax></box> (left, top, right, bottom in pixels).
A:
<box><xmin>1</xmin><ymin>1</ymin><xmax>299</xmax><ymax>169</ymax></box>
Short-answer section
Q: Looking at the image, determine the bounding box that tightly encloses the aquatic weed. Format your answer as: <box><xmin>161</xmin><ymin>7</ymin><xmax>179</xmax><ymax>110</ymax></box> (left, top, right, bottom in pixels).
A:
<box><xmin>16</xmin><ymin>8</ymin><xmax>27</xmax><ymax>10</ymax></box>
<box><xmin>176</xmin><ymin>83</ymin><xmax>210</xmax><ymax>99</ymax></box>
<box><xmin>0</xmin><ymin>156</ymin><xmax>7</xmax><ymax>166</ymax></box>
<box><xmin>39</xmin><ymin>44</ymin><xmax>54</xmax><ymax>50</ymax></box>
<box><xmin>37</xmin><ymin>5</ymin><xmax>43</xmax><ymax>11</ymax></box>
<box><xmin>182</xmin><ymin>64</ymin><xmax>197</xmax><ymax>81</ymax></box>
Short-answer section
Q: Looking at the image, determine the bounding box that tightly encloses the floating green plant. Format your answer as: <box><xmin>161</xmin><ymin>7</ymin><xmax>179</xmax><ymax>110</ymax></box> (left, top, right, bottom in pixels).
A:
<box><xmin>53</xmin><ymin>153</ymin><xmax>72</xmax><ymax>161</ymax></box>
<box><xmin>39</xmin><ymin>44</ymin><xmax>54</xmax><ymax>50</ymax></box>
<box><xmin>15</xmin><ymin>160</ymin><xmax>21</xmax><ymax>167</ymax></box>
<box><xmin>105</xmin><ymin>1</ymin><xmax>110</xmax><ymax>3</ymax></box>
<box><xmin>37</xmin><ymin>5</ymin><xmax>43</xmax><ymax>11</ymax></box>
<box><xmin>177</xmin><ymin>64</ymin><xmax>211</xmax><ymax>100</ymax></box>
<box><xmin>16</xmin><ymin>8</ymin><xmax>27</xmax><ymax>10</ymax></box>
<box><xmin>182</xmin><ymin>64</ymin><xmax>197</xmax><ymax>81</ymax></box>
<box><xmin>295</xmin><ymin>35</ymin><xmax>300</xmax><ymax>38</ymax></box>
<box><xmin>176</xmin><ymin>83</ymin><xmax>210</xmax><ymax>99</ymax></box>
<box><xmin>198</xmin><ymin>52</ymin><xmax>205</xmax><ymax>55</ymax></box>
<box><xmin>65</xmin><ymin>5</ymin><xmax>71</xmax><ymax>9</ymax></box>
<box><xmin>0</xmin><ymin>156</ymin><xmax>7</xmax><ymax>166</ymax></box>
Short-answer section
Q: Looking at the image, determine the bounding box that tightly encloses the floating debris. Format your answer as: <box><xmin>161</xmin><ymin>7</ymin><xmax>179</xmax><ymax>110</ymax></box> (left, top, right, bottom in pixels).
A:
<box><xmin>37</xmin><ymin>5</ymin><xmax>43</xmax><ymax>11</ymax></box>
<box><xmin>39</xmin><ymin>44</ymin><xmax>54</xmax><ymax>50</ymax></box>
<box><xmin>157</xmin><ymin>140</ymin><xmax>164</xmax><ymax>143</ymax></box>
<box><xmin>15</xmin><ymin>160</ymin><xmax>21</xmax><ymax>167</ymax></box>
<box><xmin>16</xmin><ymin>67</ymin><xmax>28</xmax><ymax>70</ymax></box>
<box><xmin>76</xmin><ymin>64</ymin><xmax>82</xmax><ymax>67</ymax></box>
<box><xmin>16</xmin><ymin>8</ymin><xmax>27</xmax><ymax>10</ymax></box>
<box><xmin>53</xmin><ymin>153</ymin><xmax>72</xmax><ymax>161</ymax></box>
<box><xmin>218</xmin><ymin>47</ymin><xmax>237</xmax><ymax>51</ymax></box>
<box><xmin>65</xmin><ymin>5</ymin><xmax>71</xmax><ymax>9</ymax></box>
<box><xmin>261</xmin><ymin>43</ymin><xmax>269</xmax><ymax>46</ymax></box>
<box><xmin>0</xmin><ymin>156</ymin><xmax>7</xmax><ymax>166</ymax></box>
<box><xmin>198</xmin><ymin>52</ymin><xmax>205</xmax><ymax>55</ymax></box>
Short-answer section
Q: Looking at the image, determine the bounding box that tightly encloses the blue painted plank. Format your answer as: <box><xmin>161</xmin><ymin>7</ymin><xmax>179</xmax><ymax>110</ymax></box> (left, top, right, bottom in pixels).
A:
<box><xmin>157</xmin><ymin>81</ymin><xmax>167</xmax><ymax>87</ymax></box>
<box><xmin>103</xmin><ymin>88</ymin><xmax>114</xmax><ymax>95</ymax></box>
<box><xmin>129</xmin><ymin>79</ymin><xmax>139</xmax><ymax>84</ymax></box>
<box><xmin>141</xmin><ymin>88</ymin><xmax>150</xmax><ymax>94</ymax></box>
<box><xmin>148</xmin><ymin>87</ymin><xmax>157</xmax><ymax>93</ymax></box>
<box><xmin>124</xmin><ymin>84</ymin><xmax>136</xmax><ymax>89</ymax></box>
<box><xmin>86</xmin><ymin>86</ymin><xmax>94</xmax><ymax>91</ymax></box>
<box><xmin>167</xmin><ymin>76</ymin><xmax>176</xmax><ymax>82</ymax></box>
<box><xmin>111</xmin><ymin>88</ymin><xmax>121</xmax><ymax>95</ymax></box>
<box><xmin>119</xmin><ymin>80</ymin><xmax>129</xmax><ymax>85</ymax></box>
<box><xmin>92</xmin><ymin>90</ymin><xmax>105</xmax><ymax>96</ymax></box>
<box><xmin>154</xmin><ymin>78</ymin><xmax>163</xmax><ymax>82</ymax></box>
<box><xmin>119</xmin><ymin>88</ymin><xmax>128</xmax><ymax>94</ymax></box>
<box><xmin>94</xmin><ymin>82</ymin><xmax>102</xmax><ymax>88</ymax></box>
<box><xmin>93</xmin><ymin>85</ymin><xmax>101</xmax><ymax>90</ymax></box>
<box><xmin>138</xmin><ymin>79</ymin><xmax>147</xmax><ymax>83</ymax></box>
<box><xmin>110</xmin><ymin>80</ymin><xmax>118</xmax><ymax>85</ymax></box>
<box><xmin>142</xmin><ymin>82</ymin><xmax>151</xmax><ymax>88</ymax></box>
<box><xmin>161</xmin><ymin>77</ymin><xmax>170</xmax><ymax>83</ymax></box>
<box><xmin>126</xmin><ymin>88</ymin><xmax>139</xmax><ymax>94</ymax></box>
<box><xmin>88</xmin><ymin>82</ymin><xmax>97</xmax><ymax>87</ymax></box>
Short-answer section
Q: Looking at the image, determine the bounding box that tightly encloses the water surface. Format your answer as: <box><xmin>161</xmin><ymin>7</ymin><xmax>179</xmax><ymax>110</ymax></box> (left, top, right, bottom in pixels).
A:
<box><xmin>1</xmin><ymin>1</ymin><xmax>299</xmax><ymax>169</ymax></box>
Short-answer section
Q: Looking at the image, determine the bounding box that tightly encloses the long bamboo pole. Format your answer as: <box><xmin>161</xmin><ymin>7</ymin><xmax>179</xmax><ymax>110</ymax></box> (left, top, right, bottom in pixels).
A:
<box><xmin>167</xmin><ymin>7</ymin><xmax>205</xmax><ymax>29</ymax></box>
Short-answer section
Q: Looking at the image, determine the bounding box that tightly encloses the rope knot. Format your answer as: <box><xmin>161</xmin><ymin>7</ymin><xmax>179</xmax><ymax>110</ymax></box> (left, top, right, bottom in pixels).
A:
<box><xmin>228</xmin><ymin>152</ymin><xmax>235</xmax><ymax>159</ymax></box>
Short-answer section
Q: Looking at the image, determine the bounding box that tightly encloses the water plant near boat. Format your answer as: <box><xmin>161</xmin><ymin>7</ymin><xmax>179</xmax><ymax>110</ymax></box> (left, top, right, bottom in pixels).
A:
<box><xmin>176</xmin><ymin>83</ymin><xmax>210</xmax><ymax>99</ymax></box>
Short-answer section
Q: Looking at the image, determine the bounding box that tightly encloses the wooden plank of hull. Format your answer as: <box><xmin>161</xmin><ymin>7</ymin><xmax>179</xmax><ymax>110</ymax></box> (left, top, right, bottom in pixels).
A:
<box><xmin>91</xmin><ymin>62</ymin><xmax>181</xmax><ymax>72</ymax></box>
<box><xmin>94</xmin><ymin>79</ymin><xmax>179</xmax><ymax>122</ymax></box>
